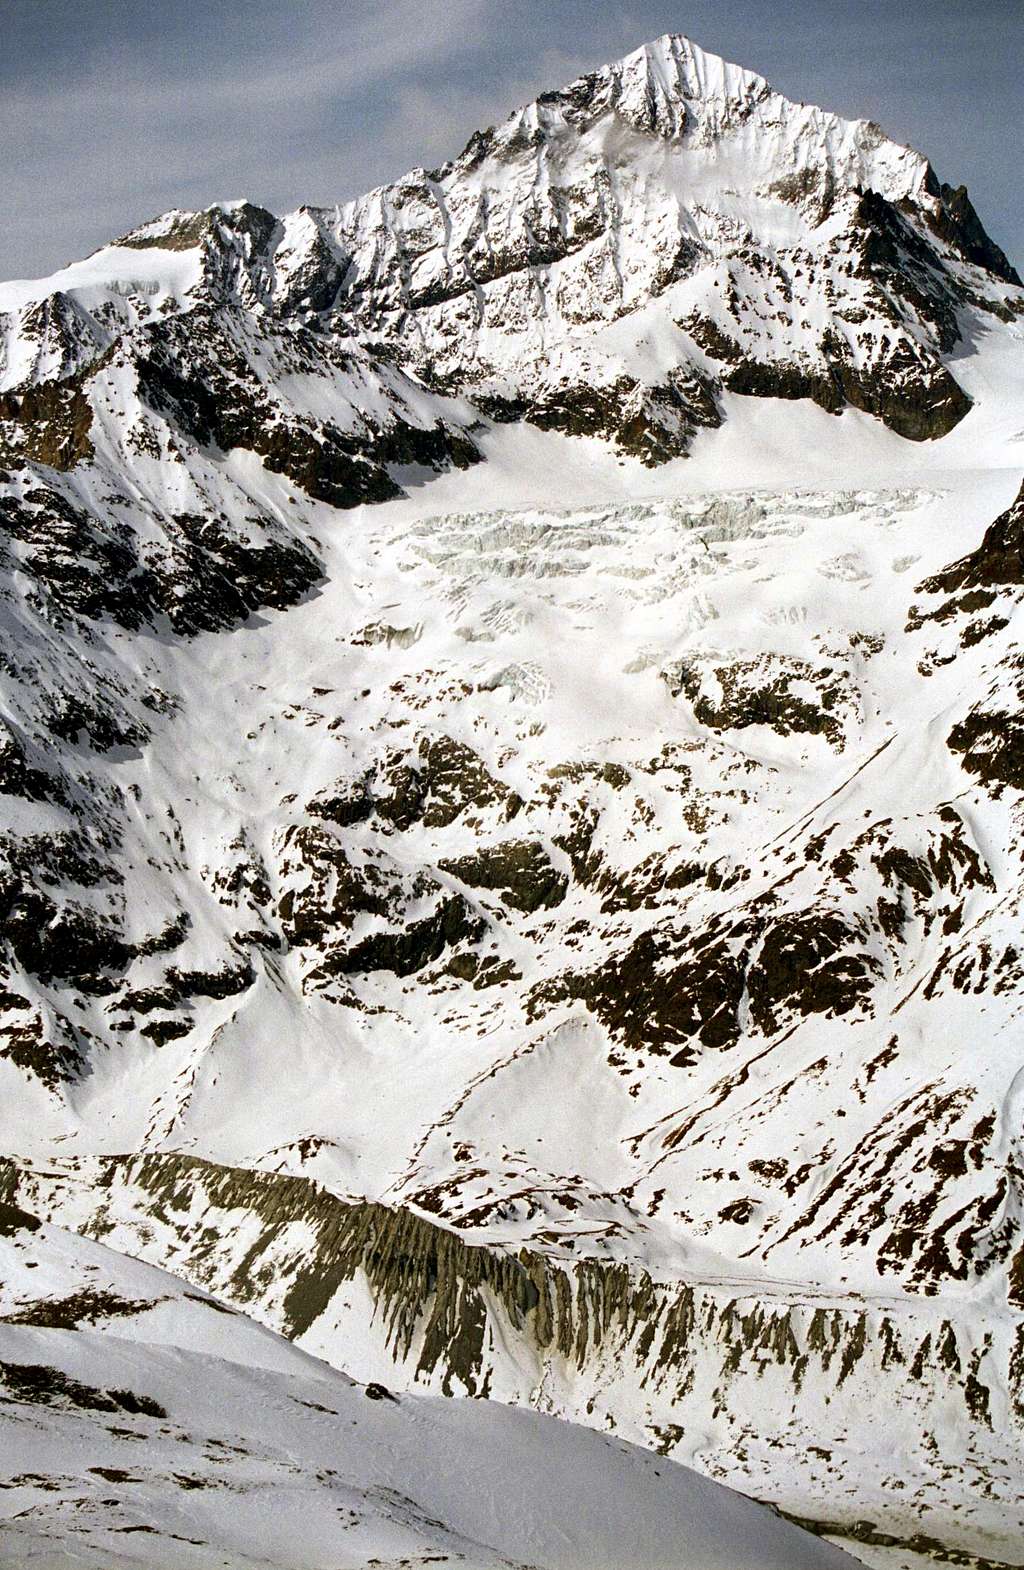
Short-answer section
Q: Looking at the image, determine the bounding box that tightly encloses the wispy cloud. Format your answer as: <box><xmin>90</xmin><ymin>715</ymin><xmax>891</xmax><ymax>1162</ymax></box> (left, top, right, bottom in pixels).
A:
<box><xmin>1</xmin><ymin>0</ymin><xmax>502</xmax><ymax>274</ymax></box>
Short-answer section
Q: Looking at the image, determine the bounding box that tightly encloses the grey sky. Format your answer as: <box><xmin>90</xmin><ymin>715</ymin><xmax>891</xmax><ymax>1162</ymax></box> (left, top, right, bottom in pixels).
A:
<box><xmin>2</xmin><ymin>0</ymin><xmax>1021</xmax><ymax>281</ymax></box>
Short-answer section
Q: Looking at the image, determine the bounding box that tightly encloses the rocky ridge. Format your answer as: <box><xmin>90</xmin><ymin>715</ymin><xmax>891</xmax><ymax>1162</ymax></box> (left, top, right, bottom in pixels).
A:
<box><xmin>0</xmin><ymin>1191</ymin><xmax>854</xmax><ymax>1570</ymax></box>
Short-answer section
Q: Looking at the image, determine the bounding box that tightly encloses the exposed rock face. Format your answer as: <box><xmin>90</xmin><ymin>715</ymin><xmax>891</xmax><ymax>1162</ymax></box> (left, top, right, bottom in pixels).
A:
<box><xmin>440</xmin><ymin>840</ymin><xmax>568</xmax><ymax>914</ymax></box>
<box><xmin>664</xmin><ymin>653</ymin><xmax>858</xmax><ymax>749</ymax></box>
<box><xmin>133</xmin><ymin>307</ymin><xmax>481</xmax><ymax>509</ymax></box>
<box><xmin>0</xmin><ymin>369</ymin><xmax>97</xmax><ymax>469</ymax></box>
<box><xmin>6</xmin><ymin>1151</ymin><xmax>1022</xmax><ymax>1567</ymax></box>
<box><xmin>908</xmin><ymin>481</ymin><xmax>1024</xmax><ymax>794</ymax></box>
<box><xmin>0</xmin><ymin>29</ymin><xmax>1022</xmax><ymax>1570</ymax></box>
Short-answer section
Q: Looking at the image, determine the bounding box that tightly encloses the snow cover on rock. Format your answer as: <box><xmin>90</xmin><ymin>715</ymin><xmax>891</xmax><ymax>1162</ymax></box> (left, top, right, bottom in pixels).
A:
<box><xmin>0</xmin><ymin>28</ymin><xmax>1022</xmax><ymax>1570</ymax></box>
<box><xmin>0</xmin><ymin>1203</ymin><xmax>856</xmax><ymax>1568</ymax></box>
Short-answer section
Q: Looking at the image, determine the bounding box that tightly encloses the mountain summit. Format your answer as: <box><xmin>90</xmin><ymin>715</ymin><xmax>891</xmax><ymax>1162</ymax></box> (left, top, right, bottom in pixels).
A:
<box><xmin>0</xmin><ymin>32</ymin><xmax>1023</xmax><ymax>1570</ymax></box>
<box><xmin>2</xmin><ymin>31</ymin><xmax>1020</xmax><ymax>479</ymax></box>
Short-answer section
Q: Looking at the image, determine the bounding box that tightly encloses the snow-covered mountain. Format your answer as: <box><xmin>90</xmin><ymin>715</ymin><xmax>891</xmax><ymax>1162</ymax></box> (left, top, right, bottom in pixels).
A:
<box><xmin>1</xmin><ymin>31</ymin><xmax>1023</xmax><ymax>1570</ymax></box>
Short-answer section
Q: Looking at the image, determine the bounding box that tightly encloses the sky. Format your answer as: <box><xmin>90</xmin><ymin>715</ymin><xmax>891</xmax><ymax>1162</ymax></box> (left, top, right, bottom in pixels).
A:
<box><xmin>2</xmin><ymin>0</ymin><xmax>1021</xmax><ymax>282</ymax></box>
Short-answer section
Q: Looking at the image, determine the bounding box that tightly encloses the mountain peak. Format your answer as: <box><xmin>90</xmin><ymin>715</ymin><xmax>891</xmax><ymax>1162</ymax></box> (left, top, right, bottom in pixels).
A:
<box><xmin>1</xmin><ymin>22</ymin><xmax>1024</xmax><ymax>1570</ymax></box>
<box><xmin>625</xmin><ymin>30</ymin><xmax>772</xmax><ymax>100</ymax></box>
<box><xmin>505</xmin><ymin>28</ymin><xmax>774</xmax><ymax>144</ymax></box>
<box><xmin>431</xmin><ymin>26</ymin><xmax>932</xmax><ymax>213</ymax></box>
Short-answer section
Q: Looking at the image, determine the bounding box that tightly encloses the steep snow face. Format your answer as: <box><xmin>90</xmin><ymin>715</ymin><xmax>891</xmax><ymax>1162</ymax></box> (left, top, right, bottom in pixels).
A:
<box><xmin>324</xmin><ymin>30</ymin><xmax>936</xmax><ymax>330</ymax></box>
<box><xmin>0</xmin><ymin>27</ymin><xmax>1023</xmax><ymax>1570</ymax></box>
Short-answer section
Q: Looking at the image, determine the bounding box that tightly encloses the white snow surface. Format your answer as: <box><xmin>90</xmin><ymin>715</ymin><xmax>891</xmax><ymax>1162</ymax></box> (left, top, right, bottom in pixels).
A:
<box><xmin>0</xmin><ymin>1213</ymin><xmax>855</xmax><ymax>1569</ymax></box>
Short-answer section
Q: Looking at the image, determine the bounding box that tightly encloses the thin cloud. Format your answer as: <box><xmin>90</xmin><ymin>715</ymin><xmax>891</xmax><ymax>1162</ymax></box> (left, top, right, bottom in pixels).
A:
<box><xmin>3</xmin><ymin>0</ymin><xmax>495</xmax><ymax>117</ymax></box>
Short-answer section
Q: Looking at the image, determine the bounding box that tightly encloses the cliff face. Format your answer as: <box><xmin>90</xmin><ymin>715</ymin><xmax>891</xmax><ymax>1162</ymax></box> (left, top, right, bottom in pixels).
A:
<box><xmin>5</xmin><ymin>1151</ymin><xmax>1022</xmax><ymax>1567</ymax></box>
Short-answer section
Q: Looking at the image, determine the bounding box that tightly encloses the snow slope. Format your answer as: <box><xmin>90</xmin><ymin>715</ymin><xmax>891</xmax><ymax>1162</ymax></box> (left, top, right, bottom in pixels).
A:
<box><xmin>0</xmin><ymin>1201</ymin><xmax>856</xmax><ymax>1569</ymax></box>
